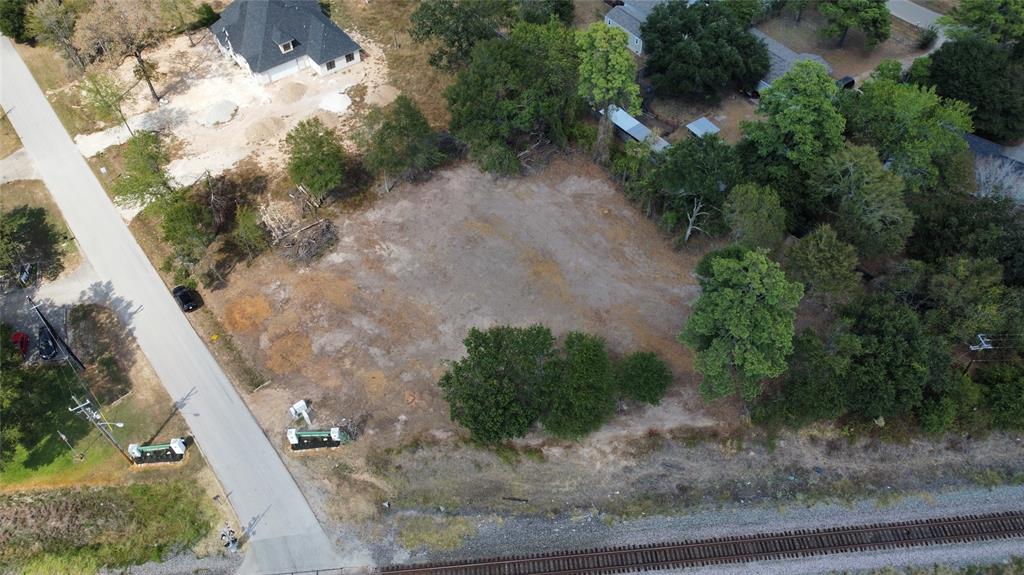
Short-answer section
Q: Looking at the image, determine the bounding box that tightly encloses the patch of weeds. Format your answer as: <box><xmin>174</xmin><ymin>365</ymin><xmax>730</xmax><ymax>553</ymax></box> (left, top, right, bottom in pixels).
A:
<box><xmin>873</xmin><ymin>487</ymin><xmax>907</xmax><ymax>508</ymax></box>
<box><xmin>396</xmin><ymin>515</ymin><xmax>476</xmax><ymax>552</ymax></box>
<box><xmin>970</xmin><ymin>468</ymin><xmax>1015</xmax><ymax>490</ymax></box>
<box><xmin>603</xmin><ymin>493</ymin><xmax>674</xmax><ymax>520</ymax></box>
<box><xmin>520</xmin><ymin>445</ymin><xmax>545</xmax><ymax>463</ymax></box>
<box><xmin>333</xmin><ymin>461</ymin><xmax>355</xmax><ymax>478</ymax></box>
<box><xmin>365</xmin><ymin>448</ymin><xmax>393</xmax><ymax>476</ymax></box>
<box><xmin>491</xmin><ymin>443</ymin><xmax>520</xmax><ymax>466</ymax></box>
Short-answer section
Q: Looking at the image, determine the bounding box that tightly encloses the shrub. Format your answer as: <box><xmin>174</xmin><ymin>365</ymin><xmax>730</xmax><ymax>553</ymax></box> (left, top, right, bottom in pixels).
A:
<box><xmin>615</xmin><ymin>351</ymin><xmax>672</xmax><ymax>405</ymax></box>
<box><xmin>541</xmin><ymin>331</ymin><xmax>616</xmax><ymax>438</ymax></box>
<box><xmin>979</xmin><ymin>363</ymin><xmax>1024</xmax><ymax>430</ymax></box>
<box><xmin>917</xmin><ymin>25</ymin><xmax>938</xmax><ymax>49</ymax></box>
<box><xmin>438</xmin><ymin>325</ymin><xmax>556</xmax><ymax>443</ymax></box>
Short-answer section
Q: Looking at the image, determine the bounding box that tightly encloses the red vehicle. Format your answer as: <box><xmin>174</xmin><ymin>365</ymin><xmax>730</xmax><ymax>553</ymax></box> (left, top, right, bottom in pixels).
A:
<box><xmin>10</xmin><ymin>331</ymin><xmax>29</xmax><ymax>357</ymax></box>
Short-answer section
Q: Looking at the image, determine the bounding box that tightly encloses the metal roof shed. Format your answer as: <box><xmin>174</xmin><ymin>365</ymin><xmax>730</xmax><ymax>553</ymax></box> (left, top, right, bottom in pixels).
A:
<box><xmin>686</xmin><ymin>117</ymin><xmax>720</xmax><ymax>137</ymax></box>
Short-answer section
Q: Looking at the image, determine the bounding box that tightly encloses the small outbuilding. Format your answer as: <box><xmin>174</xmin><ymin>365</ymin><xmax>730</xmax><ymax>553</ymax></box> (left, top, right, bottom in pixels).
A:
<box><xmin>604</xmin><ymin>105</ymin><xmax>670</xmax><ymax>152</ymax></box>
<box><xmin>686</xmin><ymin>116</ymin><xmax>720</xmax><ymax>138</ymax></box>
<box><xmin>211</xmin><ymin>0</ymin><xmax>361</xmax><ymax>85</ymax></box>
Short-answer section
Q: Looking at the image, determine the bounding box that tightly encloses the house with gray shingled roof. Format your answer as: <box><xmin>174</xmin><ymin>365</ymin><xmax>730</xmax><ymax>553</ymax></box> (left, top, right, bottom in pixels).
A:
<box><xmin>748</xmin><ymin>28</ymin><xmax>831</xmax><ymax>92</ymax></box>
<box><xmin>604</xmin><ymin>0</ymin><xmax>666</xmax><ymax>54</ymax></box>
<box><xmin>211</xmin><ymin>0</ymin><xmax>361</xmax><ymax>85</ymax></box>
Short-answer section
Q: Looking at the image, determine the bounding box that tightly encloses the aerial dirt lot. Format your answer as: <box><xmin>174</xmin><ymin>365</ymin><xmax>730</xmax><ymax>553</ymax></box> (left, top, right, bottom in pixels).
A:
<box><xmin>213</xmin><ymin>156</ymin><xmax>722</xmax><ymax>445</ymax></box>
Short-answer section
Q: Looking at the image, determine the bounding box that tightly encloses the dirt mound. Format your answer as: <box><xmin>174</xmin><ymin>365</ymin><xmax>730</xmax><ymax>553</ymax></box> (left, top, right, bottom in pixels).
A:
<box><xmin>223</xmin><ymin>295</ymin><xmax>272</xmax><ymax>332</ymax></box>
<box><xmin>245</xmin><ymin>117</ymin><xmax>285</xmax><ymax>142</ymax></box>
<box><xmin>279</xmin><ymin>82</ymin><xmax>308</xmax><ymax>104</ymax></box>
<box><xmin>266</xmin><ymin>332</ymin><xmax>312</xmax><ymax>374</ymax></box>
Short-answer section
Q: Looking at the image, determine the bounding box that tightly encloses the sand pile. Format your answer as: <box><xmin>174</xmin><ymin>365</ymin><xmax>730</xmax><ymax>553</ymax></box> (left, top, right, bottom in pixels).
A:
<box><xmin>200</xmin><ymin>100</ymin><xmax>238</xmax><ymax>127</ymax></box>
<box><xmin>319</xmin><ymin>93</ymin><xmax>352</xmax><ymax>114</ymax></box>
<box><xmin>246</xmin><ymin>117</ymin><xmax>285</xmax><ymax>141</ymax></box>
<box><xmin>279</xmin><ymin>82</ymin><xmax>308</xmax><ymax>104</ymax></box>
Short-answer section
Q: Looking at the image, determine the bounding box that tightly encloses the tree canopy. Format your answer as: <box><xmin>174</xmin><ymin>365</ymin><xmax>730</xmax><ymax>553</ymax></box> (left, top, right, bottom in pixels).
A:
<box><xmin>786</xmin><ymin>224</ymin><xmax>861</xmax><ymax>298</ymax></box>
<box><xmin>939</xmin><ymin>0</ymin><xmax>1024</xmax><ymax>44</ymax></box>
<box><xmin>925</xmin><ymin>256</ymin><xmax>1012</xmax><ymax>343</ymax></box>
<box><xmin>445</xmin><ymin>20</ymin><xmax>579</xmax><ymax>173</ymax></box>
<box><xmin>724</xmin><ymin>183</ymin><xmax>786</xmax><ymax>250</ymax></box>
<box><xmin>576</xmin><ymin>22</ymin><xmax>640</xmax><ymax>164</ymax></box>
<box><xmin>680</xmin><ymin>247</ymin><xmax>804</xmax><ymax>401</ymax></box>
<box><xmin>410</xmin><ymin>0</ymin><xmax>513</xmax><ymax>69</ymax></box>
<box><xmin>615</xmin><ymin>351</ymin><xmax>673</xmax><ymax>405</ymax></box>
<box><xmin>112</xmin><ymin>131</ymin><xmax>173</xmax><ymax>205</ymax></box>
<box><xmin>362</xmin><ymin>95</ymin><xmax>445</xmax><ymax>192</ymax></box>
<box><xmin>743</xmin><ymin>61</ymin><xmax>845</xmax><ymax>176</ymax></box>
<box><xmin>839</xmin><ymin>295</ymin><xmax>935</xmax><ymax>420</ymax></box>
<box><xmin>541</xmin><ymin>331</ymin><xmax>617</xmax><ymax>438</ymax></box>
<box><xmin>925</xmin><ymin>36</ymin><xmax>1024</xmax><ymax>142</ymax></box>
<box><xmin>438</xmin><ymin>325</ymin><xmax>556</xmax><ymax>443</ymax></box>
<box><xmin>642</xmin><ymin>0</ymin><xmax>769</xmax><ymax>100</ymax></box>
<box><xmin>74</xmin><ymin>0</ymin><xmax>165</xmax><ymax>101</ymax></box>
<box><xmin>811</xmin><ymin>143</ymin><xmax>914</xmax><ymax>259</ymax></box>
<box><xmin>819</xmin><ymin>0</ymin><xmax>891</xmax><ymax>48</ymax></box>
<box><xmin>27</xmin><ymin>0</ymin><xmax>87</xmax><ymax>70</ymax></box>
<box><xmin>0</xmin><ymin>206</ymin><xmax>65</xmax><ymax>280</ymax></box>
<box><xmin>840</xmin><ymin>65</ymin><xmax>972</xmax><ymax>192</ymax></box>
<box><xmin>0</xmin><ymin>0</ymin><xmax>31</xmax><ymax>43</ymax></box>
<box><xmin>285</xmin><ymin>117</ymin><xmax>348</xmax><ymax>206</ymax></box>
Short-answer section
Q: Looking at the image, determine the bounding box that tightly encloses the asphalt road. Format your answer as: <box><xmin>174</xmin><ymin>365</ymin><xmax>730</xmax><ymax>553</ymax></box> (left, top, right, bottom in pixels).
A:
<box><xmin>1</xmin><ymin>37</ymin><xmax>343</xmax><ymax>575</ymax></box>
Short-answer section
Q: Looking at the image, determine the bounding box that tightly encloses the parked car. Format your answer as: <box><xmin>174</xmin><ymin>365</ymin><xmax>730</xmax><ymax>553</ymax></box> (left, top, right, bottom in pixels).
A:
<box><xmin>836</xmin><ymin>76</ymin><xmax>856</xmax><ymax>90</ymax></box>
<box><xmin>172</xmin><ymin>286</ymin><xmax>202</xmax><ymax>312</ymax></box>
<box><xmin>37</xmin><ymin>326</ymin><xmax>58</xmax><ymax>360</ymax></box>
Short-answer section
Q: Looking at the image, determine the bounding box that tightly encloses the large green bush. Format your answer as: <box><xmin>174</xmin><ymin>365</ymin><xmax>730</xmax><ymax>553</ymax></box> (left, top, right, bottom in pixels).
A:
<box><xmin>615</xmin><ymin>351</ymin><xmax>672</xmax><ymax>405</ymax></box>
<box><xmin>541</xmin><ymin>331</ymin><xmax>617</xmax><ymax>438</ymax></box>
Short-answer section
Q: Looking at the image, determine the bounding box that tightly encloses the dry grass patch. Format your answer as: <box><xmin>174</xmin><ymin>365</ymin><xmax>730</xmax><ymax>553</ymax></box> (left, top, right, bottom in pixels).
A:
<box><xmin>331</xmin><ymin>0</ymin><xmax>453</xmax><ymax>126</ymax></box>
<box><xmin>0</xmin><ymin>115</ymin><xmax>21</xmax><ymax>159</ymax></box>
<box><xmin>13</xmin><ymin>44</ymin><xmax>96</xmax><ymax>137</ymax></box>
<box><xmin>396</xmin><ymin>515</ymin><xmax>477</xmax><ymax>552</ymax></box>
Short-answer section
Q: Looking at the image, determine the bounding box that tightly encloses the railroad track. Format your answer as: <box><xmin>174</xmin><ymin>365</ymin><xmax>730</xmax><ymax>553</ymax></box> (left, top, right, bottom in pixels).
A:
<box><xmin>382</xmin><ymin>511</ymin><xmax>1024</xmax><ymax>575</ymax></box>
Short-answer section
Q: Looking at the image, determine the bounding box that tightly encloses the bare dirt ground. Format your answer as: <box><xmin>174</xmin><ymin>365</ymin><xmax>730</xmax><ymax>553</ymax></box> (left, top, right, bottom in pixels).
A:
<box><xmin>74</xmin><ymin>30</ymin><xmax>396</xmax><ymax>189</ymax></box>
<box><xmin>201</xmin><ymin>156</ymin><xmax>732</xmax><ymax>518</ymax></box>
<box><xmin>652</xmin><ymin>94</ymin><xmax>758</xmax><ymax>145</ymax></box>
<box><xmin>757</xmin><ymin>9</ymin><xmax>928</xmax><ymax>81</ymax></box>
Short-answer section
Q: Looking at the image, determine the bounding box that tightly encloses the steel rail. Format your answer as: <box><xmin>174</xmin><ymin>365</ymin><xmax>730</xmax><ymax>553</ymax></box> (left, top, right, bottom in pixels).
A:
<box><xmin>381</xmin><ymin>511</ymin><xmax>1024</xmax><ymax>575</ymax></box>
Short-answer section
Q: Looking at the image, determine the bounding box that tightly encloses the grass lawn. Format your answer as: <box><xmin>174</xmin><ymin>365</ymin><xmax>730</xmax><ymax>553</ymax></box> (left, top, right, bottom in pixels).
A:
<box><xmin>0</xmin><ymin>114</ymin><xmax>20</xmax><ymax>159</ymax></box>
<box><xmin>0</xmin><ymin>480</ymin><xmax>215</xmax><ymax>575</ymax></box>
<box><xmin>12</xmin><ymin>43</ymin><xmax>96</xmax><ymax>137</ymax></box>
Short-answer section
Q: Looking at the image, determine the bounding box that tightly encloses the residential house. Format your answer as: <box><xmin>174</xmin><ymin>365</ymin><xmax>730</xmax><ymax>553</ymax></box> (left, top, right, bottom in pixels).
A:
<box><xmin>749</xmin><ymin>28</ymin><xmax>831</xmax><ymax>92</ymax></box>
<box><xmin>211</xmin><ymin>0</ymin><xmax>361</xmax><ymax>85</ymax></box>
<box><xmin>604</xmin><ymin>0</ymin><xmax>667</xmax><ymax>55</ymax></box>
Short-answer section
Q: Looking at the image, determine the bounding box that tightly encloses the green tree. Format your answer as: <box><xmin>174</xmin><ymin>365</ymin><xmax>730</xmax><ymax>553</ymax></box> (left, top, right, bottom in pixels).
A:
<box><xmin>410</xmin><ymin>0</ymin><xmax>513</xmax><ymax>69</ymax></box>
<box><xmin>0</xmin><ymin>0</ymin><xmax>30</xmax><ymax>43</ymax></box>
<box><xmin>81</xmin><ymin>72</ymin><xmax>135</xmax><ymax>133</ymax></box>
<box><xmin>0</xmin><ymin>206</ymin><xmax>65</xmax><ymax>280</ymax></box>
<box><xmin>112</xmin><ymin>131</ymin><xmax>174</xmax><ymax>205</ymax></box>
<box><xmin>743</xmin><ymin>61</ymin><xmax>845</xmax><ymax>177</ymax></box>
<box><xmin>652</xmin><ymin>134</ymin><xmax>739</xmax><ymax>242</ymax></box>
<box><xmin>285</xmin><ymin>118</ymin><xmax>347</xmax><ymax>207</ymax></box>
<box><xmin>232</xmin><ymin>205</ymin><xmax>269</xmax><ymax>259</ymax></box>
<box><xmin>724</xmin><ymin>183</ymin><xmax>786</xmax><ymax>250</ymax></box>
<box><xmin>810</xmin><ymin>143</ymin><xmax>914</xmax><ymax>259</ymax></box>
<box><xmin>362</xmin><ymin>95</ymin><xmax>444</xmax><ymax>192</ymax></box>
<box><xmin>615</xmin><ymin>351</ymin><xmax>673</xmax><ymax>405</ymax></box>
<box><xmin>642</xmin><ymin>0</ymin><xmax>769</xmax><ymax>100</ymax></box>
<box><xmin>438</xmin><ymin>325</ymin><xmax>556</xmax><ymax>443</ymax></box>
<box><xmin>840</xmin><ymin>65</ymin><xmax>973</xmax><ymax>192</ymax></box>
<box><xmin>158</xmin><ymin>189</ymin><xmax>213</xmax><ymax>280</ymax></box>
<box><xmin>74</xmin><ymin>0</ymin><xmax>167</xmax><ymax>102</ymax></box>
<box><xmin>978</xmin><ymin>363</ymin><xmax>1024</xmax><ymax>430</ymax></box>
<box><xmin>939</xmin><ymin>0</ymin><xmax>1024</xmax><ymax>44</ymax></box>
<box><xmin>680</xmin><ymin>247</ymin><xmax>804</xmax><ymax>401</ymax></box>
<box><xmin>517</xmin><ymin>0</ymin><xmax>573</xmax><ymax>24</ymax></box>
<box><xmin>753</xmin><ymin>330</ymin><xmax>855</xmax><ymax>427</ymax></box>
<box><xmin>27</xmin><ymin>0</ymin><xmax>87</xmax><ymax>71</ymax></box>
<box><xmin>445</xmin><ymin>20</ymin><xmax>579</xmax><ymax>173</ymax></box>
<box><xmin>577</xmin><ymin>22</ymin><xmax>640</xmax><ymax>165</ymax></box>
<box><xmin>927</xmin><ymin>37</ymin><xmax>1024</xmax><ymax>142</ymax></box>
<box><xmin>541</xmin><ymin>331</ymin><xmax>616</xmax><ymax>438</ymax></box>
<box><xmin>786</xmin><ymin>224</ymin><xmax>860</xmax><ymax>298</ymax></box>
<box><xmin>819</xmin><ymin>0</ymin><xmax>891</xmax><ymax>48</ymax></box>
<box><xmin>193</xmin><ymin>2</ymin><xmax>217</xmax><ymax>27</ymax></box>
<box><xmin>840</xmin><ymin>295</ymin><xmax>934</xmax><ymax>420</ymax></box>
<box><xmin>925</xmin><ymin>257</ymin><xmax>1011</xmax><ymax>343</ymax></box>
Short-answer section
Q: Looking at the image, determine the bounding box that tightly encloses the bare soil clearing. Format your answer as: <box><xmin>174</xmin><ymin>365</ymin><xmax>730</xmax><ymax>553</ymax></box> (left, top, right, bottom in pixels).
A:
<box><xmin>199</xmin><ymin>157</ymin><xmax>736</xmax><ymax>523</ymax></box>
<box><xmin>75</xmin><ymin>31</ymin><xmax>394</xmax><ymax>187</ymax></box>
<box><xmin>757</xmin><ymin>10</ymin><xmax>928</xmax><ymax>81</ymax></box>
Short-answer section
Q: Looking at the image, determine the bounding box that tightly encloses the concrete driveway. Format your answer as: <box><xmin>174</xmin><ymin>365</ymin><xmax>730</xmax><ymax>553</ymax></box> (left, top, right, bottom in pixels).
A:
<box><xmin>1</xmin><ymin>37</ymin><xmax>359</xmax><ymax>575</ymax></box>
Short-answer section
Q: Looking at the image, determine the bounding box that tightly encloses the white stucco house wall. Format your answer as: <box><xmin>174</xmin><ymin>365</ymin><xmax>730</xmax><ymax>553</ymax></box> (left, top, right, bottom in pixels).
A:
<box><xmin>211</xmin><ymin>0</ymin><xmax>361</xmax><ymax>85</ymax></box>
